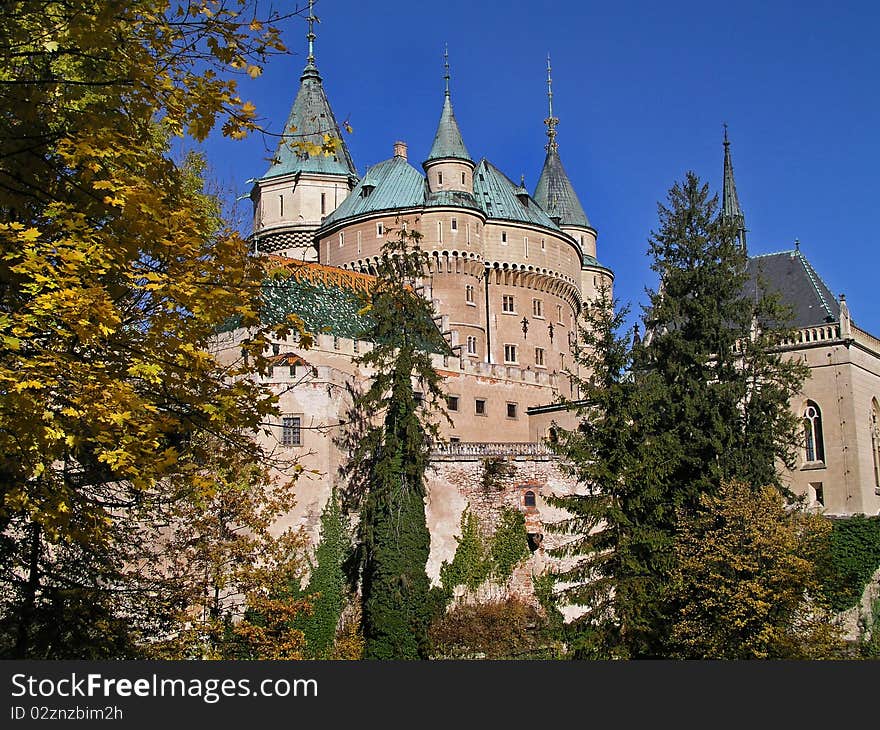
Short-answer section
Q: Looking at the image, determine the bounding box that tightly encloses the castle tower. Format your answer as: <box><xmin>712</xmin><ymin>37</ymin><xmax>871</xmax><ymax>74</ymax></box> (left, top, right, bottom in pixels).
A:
<box><xmin>721</xmin><ymin>125</ymin><xmax>747</xmax><ymax>252</ymax></box>
<box><xmin>423</xmin><ymin>47</ymin><xmax>476</xmax><ymax>195</ymax></box>
<box><xmin>533</xmin><ymin>56</ymin><xmax>610</xmax><ymax>303</ymax></box>
<box><xmin>250</xmin><ymin>1</ymin><xmax>358</xmax><ymax>259</ymax></box>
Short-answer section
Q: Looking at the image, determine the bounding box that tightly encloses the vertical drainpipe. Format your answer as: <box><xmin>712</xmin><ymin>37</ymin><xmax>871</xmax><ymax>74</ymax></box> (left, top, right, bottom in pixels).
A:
<box><xmin>484</xmin><ymin>263</ymin><xmax>492</xmax><ymax>363</ymax></box>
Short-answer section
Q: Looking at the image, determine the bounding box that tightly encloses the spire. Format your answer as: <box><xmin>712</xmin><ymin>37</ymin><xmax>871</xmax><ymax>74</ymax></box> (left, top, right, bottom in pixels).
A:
<box><xmin>534</xmin><ymin>55</ymin><xmax>590</xmax><ymax>229</ymax></box>
<box><xmin>722</xmin><ymin>124</ymin><xmax>747</xmax><ymax>252</ymax></box>
<box><xmin>261</xmin><ymin>5</ymin><xmax>357</xmax><ymax>179</ymax></box>
<box><xmin>425</xmin><ymin>46</ymin><xmax>472</xmax><ymax>164</ymax></box>
<box><xmin>544</xmin><ymin>54</ymin><xmax>559</xmax><ymax>153</ymax></box>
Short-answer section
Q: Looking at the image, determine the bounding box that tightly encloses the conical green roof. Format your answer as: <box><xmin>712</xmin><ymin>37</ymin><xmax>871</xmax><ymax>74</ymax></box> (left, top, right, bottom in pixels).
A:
<box><xmin>533</xmin><ymin>147</ymin><xmax>590</xmax><ymax>228</ymax></box>
<box><xmin>262</xmin><ymin>63</ymin><xmax>357</xmax><ymax>179</ymax></box>
<box><xmin>425</xmin><ymin>93</ymin><xmax>472</xmax><ymax>164</ymax></box>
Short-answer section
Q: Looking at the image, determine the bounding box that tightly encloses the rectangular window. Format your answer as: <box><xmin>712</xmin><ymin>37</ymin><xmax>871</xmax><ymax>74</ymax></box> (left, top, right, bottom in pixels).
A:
<box><xmin>438</xmin><ymin>171</ymin><xmax>443</xmax><ymax>185</ymax></box>
<box><xmin>504</xmin><ymin>343</ymin><xmax>517</xmax><ymax>363</ymax></box>
<box><xmin>447</xmin><ymin>395</ymin><xmax>459</xmax><ymax>411</ymax></box>
<box><xmin>466</xmin><ymin>223</ymin><xmax>471</xmax><ymax>245</ymax></box>
<box><xmin>466</xmin><ymin>336</ymin><xmax>477</xmax><ymax>356</ymax></box>
<box><xmin>465</xmin><ymin>284</ymin><xmax>475</xmax><ymax>304</ymax></box>
<box><xmin>357</xmin><ymin>230</ymin><xmax>362</xmax><ymax>254</ymax></box>
<box><xmin>506</xmin><ymin>403</ymin><xmax>518</xmax><ymax>419</ymax></box>
<box><xmin>289</xmin><ymin>364</ymin><xmax>297</xmax><ymax>377</ymax></box>
<box><xmin>279</xmin><ymin>194</ymin><xmax>284</xmax><ymax>217</ymax></box>
<box><xmin>475</xmin><ymin>399</ymin><xmax>487</xmax><ymax>416</ymax></box>
<box><xmin>438</xmin><ymin>220</ymin><xmax>443</xmax><ymax>244</ymax></box>
<box><xmin>535</xmin><ymin>347</ymin><xmax>545</xmax><ymax>366</ymax></box>
<box><xmin>501</xmin><ymin>231</ymin><xmax>508</xmax><ymax>244</ymax></box>
<box><xmin>524</xmin><ymin>236</ymin><xmax>529</xmax><ymax>258</ymax></box>
<box><xmin>451</xmin><ymin>218</ymin><xmax>458</xmax><ymax>231</ymax></box>
<box><xmin>532</xmin><ymin>298</ymin><xmax>543</xmax><ymax>318</ymax></box>
<box><xmin>557</xmin><ymin>304</ymin><xmax>564</xmax><ymax>323</ymax></box>
<box><xmin>541</xmin><ymin>238</ymin><xmax>546</xmax><ymax>251</ymax></box>
<box><xmin>377</xmin><ymin>222</ymin><xmax>384</xmax><ymax>237</ymax></box>
<box><xmin>502</xmin><ymin>295</ymin><xmax>515</xmax><ymax>313</ymax></box>
<box><xmin>321</xmin><ymin>193</ymin><xmax>326</xmax><ymax>215</ymax></box>
<box><xmin>338</xmin><ymin>232</ymin><xmax>344</xmax><ymax>248</ymax></box>
<box><xmin>560</xmin><ymin>353</ymin><xmax>565</xmax><ymax>371</ymax></box>
<box><xmin>281</xmin><ymin>416</ymin><xmax>301</xmax><ymax>447</ymax></box>
<box><xmin>461</xmin><ymin>172</ymin><xmax>466</xmax><ymax>185</ymax></box>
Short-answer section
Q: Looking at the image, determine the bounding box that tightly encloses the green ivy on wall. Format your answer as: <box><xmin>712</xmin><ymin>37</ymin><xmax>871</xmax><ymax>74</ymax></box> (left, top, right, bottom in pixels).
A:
<box><xmin>821</xmin><ymin>515</ymin><xmax>880</xmax><ymax>613</ymax></box>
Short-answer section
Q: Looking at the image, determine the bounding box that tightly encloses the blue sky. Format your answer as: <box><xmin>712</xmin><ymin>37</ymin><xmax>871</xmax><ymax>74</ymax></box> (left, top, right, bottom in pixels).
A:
<box><xmin>203</xmin><ymin>0</ymin><xmax>880</xmax><ymax>335</ymax></box>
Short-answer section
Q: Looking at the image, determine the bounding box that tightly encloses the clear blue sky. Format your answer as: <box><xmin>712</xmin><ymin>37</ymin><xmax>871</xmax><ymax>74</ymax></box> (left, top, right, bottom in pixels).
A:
<box><xmin>203</xmin><ymin>0</ymin><xmax>880</xmax><ymax>335</ymax></box>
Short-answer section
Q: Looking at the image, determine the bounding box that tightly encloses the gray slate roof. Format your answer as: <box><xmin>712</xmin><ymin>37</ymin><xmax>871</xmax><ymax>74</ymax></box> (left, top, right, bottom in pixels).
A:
<box><xmin>746</xmin><ymin>249</ymin><xmax>840</xmax><ymax>328</ymax></box>
<box><xmin>261</xmin><ymin>63</ymin><xmax>357</xmax><ymax>179</ymax></box>
<box><xmin>425</xmin><ymin>94</ymin><xmax>472</xmax><ymax>163</ymax></box>
<box><xmin>533</xmin><ymin>147</ymin><xmax>591</xmax><ymax>229</ymax></box>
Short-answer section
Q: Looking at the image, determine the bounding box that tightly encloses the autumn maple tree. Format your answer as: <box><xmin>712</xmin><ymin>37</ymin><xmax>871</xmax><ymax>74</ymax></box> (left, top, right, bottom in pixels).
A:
<box><xmin>0</xmin><ymin>1</ymin><xmax>318</xmax><ymax>657</ymax></box>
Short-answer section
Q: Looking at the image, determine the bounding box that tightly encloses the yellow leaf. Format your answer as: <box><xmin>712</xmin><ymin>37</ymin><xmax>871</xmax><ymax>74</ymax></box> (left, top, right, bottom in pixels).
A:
<box><xmin>247</xmin><ymin>65</ymin><xmax>262</xmax><ymax>79</ymax></box>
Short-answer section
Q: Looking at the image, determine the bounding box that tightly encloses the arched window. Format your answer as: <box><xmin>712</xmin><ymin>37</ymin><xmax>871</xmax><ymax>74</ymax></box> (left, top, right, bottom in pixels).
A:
<box><xmin>524</xmin><ymin>490</ymin><xmax>536</xmax><ymax>508</ymax></box>
<box><xmin>871</xmin><ymin>399</ymin><xmax>880</xmax><ymax>489</ymax></box>
<box><xmin>803</xmin><ymin>401</ymin><xmax>825</xmax><ymax>463</ymax></box>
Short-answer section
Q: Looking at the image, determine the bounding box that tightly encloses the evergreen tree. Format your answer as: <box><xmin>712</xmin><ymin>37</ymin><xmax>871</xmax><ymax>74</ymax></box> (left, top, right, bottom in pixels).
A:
<box><xmin>339</xmin><ymin>227</ymin><xmax>448</xmax><ymax>660</ymax></box>
<box><xmin>547</xmin><ymin>172</ymin><xmax>807</xmax><ymax>658</ymax></box>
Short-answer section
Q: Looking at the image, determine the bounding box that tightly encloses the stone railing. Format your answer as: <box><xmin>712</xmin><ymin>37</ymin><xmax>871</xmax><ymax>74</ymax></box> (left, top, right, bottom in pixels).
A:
<box><xmin>431</xmin><ymin>441</ymin><xmax>554</xmax><ymax>458</ymax></box>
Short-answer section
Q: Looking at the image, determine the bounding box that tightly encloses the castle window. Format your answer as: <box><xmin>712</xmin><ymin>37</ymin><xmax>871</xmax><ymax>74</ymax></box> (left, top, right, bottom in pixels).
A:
<box><xmin>289</xmin><ymin>363</ymin><xmax>297</xmax><ymax>377</ymax></box>
<box><xmin>532</xmin><ymin>299</ymin><xmax>543</xmax><ymax>318</ymax></box>
<box><xmin>502</xmin><ymin>295</ymin><xmax>515</xmax><ymax>313</ymax></box>
<box><xmin>524</xmin><ymin>490</ymin><xmax>536</xmax><ymax>508</ymax></box>
<box><xmin>810</xmin><ymin>482</ymin><xmax>825</xmax><ymax>507</ymax></box>
<box><xmin>321</xmin><ymin>193</ymin><xmax>326</xmax><ymax>215</ymax></box>
<box><xmin>557</xmin><ymin>304</ymin><xmax>564</xmax><ymax>323</ymax></box>
<box><xmin>281</xmin><ymin>416</ymin><xmax>302</xmax><ymax>447</ymax></box>
<box><xmin>506</xmin><ymin>402</ymin><xmax>518</xmax><ymax>419</ymax></box>
<box><xmin>438</xmin><ymin>220</ymin><xmax>443</xmax><ymax>244</ymax></box>
<box><xmin>501</xmin><ymin>231</ymin><xmax>508</xmax><ymax>244</ymax></box>
<box><xmin>461</xmin><ymin>172</ymin><xmax>466</xmax><ymax>185</ymax></box>
<box><xmin>475</xmin><ymin>398</ymin><xmax>487</xmax><ymax>416</ymax></box>
<box><xmin>541</xmin><ymin>238</ymin><xmax>546</xmax><ymax>251</ymax></box>
<box><xmin>560</xmin><ymin>353</ymin><xmax>565</xmax><ymax>371</ymax></box>
<box><xmin>466</xmin><ymin>223</ymin><xmax>471</xmax><ymax>245</ymax></box>
<box><xmin>438</xmin><ymin>171</ymin><xmax>443</xmax><ymax>185</ymax></box>
<box><xmin>447</xmin><ymin>395</ymin><xmax>459</xmax><ymax>412</ymax></box>
<box><xmin>803</xmin><ymin>401</ymin><xmax>825</xmax><ymax>463</ymax></box>
<box><xmin>871</xmin><ymin>400</ymin><xmax>880</xmax><ymax>488</ymax></box>
<box><xmin>465</xmin><ymin>284</ymin><xmax>475</xmax><ymax>305</ymax></box>
<box><xmin>377</xmin><ymin>222</ymin><xmax>384</xmax><ymax>237</ymax></box>
<box><xmin>504</xmin><ymin>344</ymin><xmax>517</xmax><ymax>363</ymax></box>
<box><xmin>524</xmin><ymin>237</ymin><xmax>529</xmax><ymax>257</ymax></box>
<box><xmin>279</xmin><ymin>194</ymin><xmax>284</xmax><ymax>217</ymax></box>
<box><xmin>466</xmin><ymin>336</ymin><xmax>477</xmax><ymax>356</ymax></box>
<box><xmin>357</xmin><ymin>230</ymin><xmax>362</xmax><ymax>254</ymax></box>
<box><xmin>451</xmin><ymin>218</ymin><xmax>458</xmax><ymax>231</ymax></box>
<box><xmin>535</xmin><ymin>347</ymin><xmax>545</xmax><ymax>367</ymax></box>
<box><xmin>339</xmin><ymin>232</ymin><xmax>344</xmax><ymax>248</ymax></box>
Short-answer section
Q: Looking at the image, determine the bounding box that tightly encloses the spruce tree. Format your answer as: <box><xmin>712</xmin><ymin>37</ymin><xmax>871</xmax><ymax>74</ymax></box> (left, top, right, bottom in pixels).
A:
<box><xmin>548</xmin><ymin>172</ymin><xmax>807</xmax><ymax>658</ymax></box>
<box><xmin>339</xmin><ymin>227</ymin><xmax>448</xmax><ymax>659</ymax></box>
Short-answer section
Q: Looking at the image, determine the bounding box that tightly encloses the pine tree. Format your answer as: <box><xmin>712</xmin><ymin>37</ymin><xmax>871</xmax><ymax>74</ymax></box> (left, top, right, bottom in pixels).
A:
<box><xmin>547</xmin><ymin>172</ymin><xmax>807</xmax><ymax>658</ymax></box>
<box><xmin>339</xmin><ymin>226</ymin><xmax>448</xmax><ymax>660</ymax></box>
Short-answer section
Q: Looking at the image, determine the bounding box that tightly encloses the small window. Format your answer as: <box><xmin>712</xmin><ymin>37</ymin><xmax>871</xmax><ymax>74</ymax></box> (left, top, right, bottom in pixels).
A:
<box><xmin>338</xmin><ymin>232</ymin><xmax>344</xmax><ymax>248</ymax></box>
<box><xmin>504</xmin><ymin>344</ymin><xmax>517</xmax><ymax>363</ymax></box>
<box><xmin>289</xmin><ymin>364</ymin><xmax>297</xmax><ymax>377</ymax></box>
<box><xmin>524</xmin><ymin>490</ymin><xmax>536</xmax><ymax>507</ymax></box>
<box><xmin>535</xmin><ymin>347</ymin><xmax>545</xmax><ymax>366</ymax></box>
<box><xmin>461</xmin><ymin>172</ymin><xmax>466</xmax><ymax>185</ymax></box>
<box><xmin>811</xmin><ymin>482</ymin><xmax>824</xmax><ymax>507</ymax></box>
<box><xmin>447</xmin><ymin>395</ymin><xmax>459</xmax><ymax>411</ymax></box>
<box><xmin>541</xmin><ymin>238</ymin><xmax>546</xmax><ymax>251</ymax></box>
<box><xmin>321</xmin><ymin>193</ymin><xmax>326</xmax><ymax>215</ymax></box>
<box><xmin>438</xmin><ymin>171</ymin><xmax>443</xmax><ymax>185</ymax></box>
<box><xmin>532</xmin><ymin>299</ymin><xmax>543</xmax><ymax>318</ymax></box>
<box><xmin>377</xmin><ymin>222</ymin><xmax>384</xmax><ymax>237</ymax></box>
<box><xmin>414</xmin><ymin>391</ymin><xmax>424</xmax><ymax>406</ymax></box>
<box><xmin>524</xmin><ymin>237</ymin><xmax>529</xmax><ymax>258</ymax></box>
<box><xmin>560</xmin><ymin>353</ymin><xmax>565</xmax><ymax>370</ymax></box>
<box><xmin>279</xmin><ymin>194</ymin><xmax>284</xmax><ymax>217</ymax></box>
<box><xmin>506</xmin><ymin>402</ymin><xmax>518</xmax><ymax>419</ymax></box>
<box><xmin>438</xmin><ymin>220</ymin><xmax>443</xmax><ymax>244</ymax></box>
<box><xmin>451</xmin><ymin>218</ymin><xmax>458</xmax><ymax>231</ymax></box>
<box><xmin>466</xmin><ymin>223</ymin><xmax>471</xmax><ymax>245</ymax></box>
<box><xmin>467</xmin><ymin>336</ymin><xmax>477</xmax><ymax>355</ymax></box>
<box><xmin>501</xmin><ymin>231</ymin><xmax>508</xmax><ymax>244</ymax></box>
<box><xmin>357</xmin><ymin>230</ymin><xmax>362</xmax><ymax>255</ymax></box>
<box><xmin>502</xmin><ymin>295</ymin><xmax>515</xmax><ymax>313</ymax></box>
<box><xmin>475</xmin><ymin>399</ymin><xmax>487</xmax><ymax>416</ymax></box>
<box><xmin>281</xmin><ymin>416</ymin><xmax>301</xmax><ymax>447</ymax></box>
<box><xmin>557</xmin><ymin>304</ymin><xmax>564</xmax><ymax>323</ymax></box>
<box><xmin>465</xmin><ymin>284</ymin><xmax>475</xmax><ymax>304</ymax></box>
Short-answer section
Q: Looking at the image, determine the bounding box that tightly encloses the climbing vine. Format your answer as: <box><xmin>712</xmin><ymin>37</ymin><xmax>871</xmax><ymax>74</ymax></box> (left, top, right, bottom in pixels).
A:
<box><xmin>821</xmin><ymin>515</ymin><xmax>880</xmax><ymax>612</ymax></box>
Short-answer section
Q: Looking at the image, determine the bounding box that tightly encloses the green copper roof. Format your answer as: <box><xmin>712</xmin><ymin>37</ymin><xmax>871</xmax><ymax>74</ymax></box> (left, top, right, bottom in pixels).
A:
<box><xmin>425</xmin><ymin>93</ymin><xmax>472</xmax><ymax>164</ymax></box>
<box><xmin>262</xmin><ymin>63</ymin><xmax>357</xmax><ymax>179</ymax></box>
<box><xmin>322</xmin><ymin>155</ymin><xmax>425</xmax><ymax>226</ymax></box>
<box><xmin>424</xmin><ymin>188</ymin><xmax>481</xmax><ymax>211</ymax></box>
<box><xmin>474</xmin><ymin>160</ymin><xmax>561</xmax><ymax>229</ymax></box>
<box><xmin>533</xmin><ymin>147</ymin><xmax>590</xmax><ymax>229</ymax></box>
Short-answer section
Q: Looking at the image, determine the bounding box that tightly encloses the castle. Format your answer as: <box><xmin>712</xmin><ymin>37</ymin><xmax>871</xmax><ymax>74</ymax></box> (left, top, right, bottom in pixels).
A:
<box><xmin>216</xmin><ymin>13</ymin><xmax>880</xmax><ymax>587</ymax></box>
